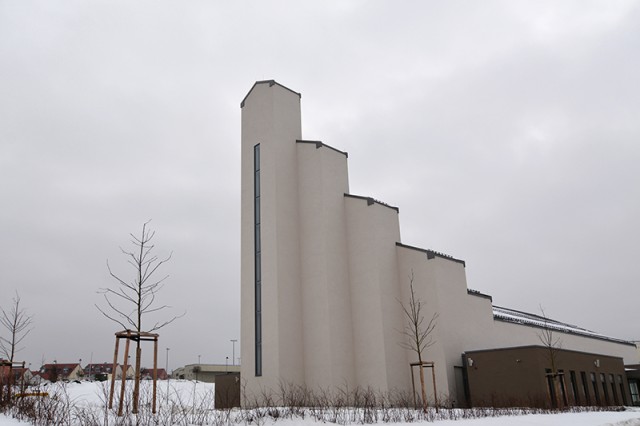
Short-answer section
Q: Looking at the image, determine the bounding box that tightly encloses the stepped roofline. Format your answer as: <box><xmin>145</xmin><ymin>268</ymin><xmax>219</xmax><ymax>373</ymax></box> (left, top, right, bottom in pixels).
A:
<box><xmin>344</xmin><ymin>193</ymin><xmax>399</xmax><ymax>213</ymax></box>
<box><xmin>296</xmin><ymin>139</ymin><xmax>348</xmax><ymax>158</ymax></box>
<box><xmin>396</xmin><ymin>242</ymin><xmax>466</xmax><ymax>266</ymax></box>
<box><xmin>241</xmin><ymin>80</ymin><xmax>301</xmax><ymax>108</ymax></box>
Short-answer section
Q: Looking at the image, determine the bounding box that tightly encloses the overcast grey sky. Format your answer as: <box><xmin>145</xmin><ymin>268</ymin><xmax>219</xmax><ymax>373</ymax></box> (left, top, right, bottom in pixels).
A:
<box><xmin>1</xmin><ymin>1</ymin><xmax>639</xmax><ymax>372</ymax></box>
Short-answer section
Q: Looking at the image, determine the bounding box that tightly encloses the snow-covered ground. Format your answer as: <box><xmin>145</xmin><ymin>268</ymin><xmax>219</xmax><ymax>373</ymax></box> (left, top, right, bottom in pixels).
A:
<box><xmin>1</xmin><ymin>380</ymin><xmax>640</xmax><ymax>425</ymax></box>
<box><xmin>62</xmin><ymin>378</ymin><xmax>215</xmax><ymax>407</ymax></box>
<box><xmin>428</xmin><ymin>410</ymin><xmax>640</xmax><ymax>425</ymax></box>
<box><xmin>266</xmin><ymin>412</ymin><xmax>639</xmax><ymax>426</ymax></box>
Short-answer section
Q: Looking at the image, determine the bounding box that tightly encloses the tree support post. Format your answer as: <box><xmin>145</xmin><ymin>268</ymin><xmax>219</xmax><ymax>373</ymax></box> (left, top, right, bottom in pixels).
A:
<box><xmin>152</xmin><ymin>338</ymin><xmax>158</xmax><ymax>414</ymax></box>
<box><xmin>410</xmin><ymin>361</ymin><xmax>437</xmax><ymax>411</ymax></box>
<box><xmin>118</xmin><ymin>331</ymin><xmax>131</xmax><ymax>417</ymax></box>
<box><xmin>431</xmin><ymin>362</ymin><xmax>439</xmax><ymax>412</ymax></box>
<box><xmin>108</xmin><ymin>330</ymin><xmax>160</xmax><ymax>416</ymax></box>
<box><xmin>108</xmin><ymin>336</ymin><xmax>120</xmax><ymax>409</ymax></box>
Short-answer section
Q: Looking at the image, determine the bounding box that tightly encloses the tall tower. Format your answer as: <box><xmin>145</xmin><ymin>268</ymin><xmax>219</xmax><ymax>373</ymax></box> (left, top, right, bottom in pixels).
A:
<box><xmin>240</xmin><ymin>80</ymin><xmax>359</xmax><ymax>397</ymax></box>
<box><xmin>240</xmin><ymin>81</ymin><xmax>305</xmax><ymax>393</ymax></box>
<box><xmin>240</xmin><ymin>80</ymin><xmax>412</xmax><ymax>400</ymax></box>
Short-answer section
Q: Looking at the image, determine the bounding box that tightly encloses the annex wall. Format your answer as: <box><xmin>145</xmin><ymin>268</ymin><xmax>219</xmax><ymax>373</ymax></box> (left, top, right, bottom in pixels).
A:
<box><xmin>464</xmin><ymin>346</ymin><xmax>630</xmax><ymax>407</ymax></box>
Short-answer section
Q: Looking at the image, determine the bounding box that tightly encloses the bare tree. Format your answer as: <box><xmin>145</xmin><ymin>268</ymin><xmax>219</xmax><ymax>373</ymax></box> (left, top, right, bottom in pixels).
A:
<box><xmin>0</xmin><ymin>291</ymin><xmax>33</xmax><ymax>401</ymax></box>
<box><xmin>538</xmin><ymin>305</ymin><xmax>563</xmax><ymax>408</ymax></box>
<box><xmin>398</xmin><ymin>271</ymin><xmax>438</xmax><ymax>412</ymax></box>
<box><xmin>96</xmin><ymin>220</ymin><xmax>183</xmax><ymax>413</ymax></box>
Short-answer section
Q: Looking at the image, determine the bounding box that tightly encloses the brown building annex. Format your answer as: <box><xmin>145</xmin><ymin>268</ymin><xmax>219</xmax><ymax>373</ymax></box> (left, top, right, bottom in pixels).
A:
<box><xmin>464</xmin><ymin>346</ymin><xmax>631</xmax><ymax>408</ymax></box>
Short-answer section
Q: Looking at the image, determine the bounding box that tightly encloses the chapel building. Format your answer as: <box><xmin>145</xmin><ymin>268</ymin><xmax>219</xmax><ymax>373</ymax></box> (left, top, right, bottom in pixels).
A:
<box><xmin>239</xmin><ymin>80</ymin><xmax>637</xmax><ymax>407</ymax></box>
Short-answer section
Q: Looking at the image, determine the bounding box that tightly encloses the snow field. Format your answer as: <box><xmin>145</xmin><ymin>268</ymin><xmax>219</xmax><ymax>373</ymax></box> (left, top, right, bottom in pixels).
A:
<box><xmin>1</xmin><ymin>381</ymin><xmax>639</xmax><ymax>425</ymax></box>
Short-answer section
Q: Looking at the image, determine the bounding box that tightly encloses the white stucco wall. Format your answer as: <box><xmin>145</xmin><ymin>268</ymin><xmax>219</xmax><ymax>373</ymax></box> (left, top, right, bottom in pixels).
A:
<box><xmin>395</xmin><ymin>245</ymin><xmax>496</xmax><ymax>402</ymax></box>
<box><xmin>297</xmin><ymin>141</ymin><xmax>354</xmax><ymax>389</ymax></box>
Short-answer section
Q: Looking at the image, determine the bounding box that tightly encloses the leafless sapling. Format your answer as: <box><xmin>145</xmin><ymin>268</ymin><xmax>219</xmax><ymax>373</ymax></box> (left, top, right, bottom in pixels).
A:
<box><xmin>538</xmin><ymin>305</ymin><xmax>564</xmax><ymax>408</ymax></box>
<box><xmin>0</xmin><ymin>291</ymin><xmax>33</xmax><ymax>401</ymax></box>
<box><xmin>96</xmin><ymin>220</ymin><xmax>184</xmax><ymax>413</ymax></box>
<box><xmin>398</xmin><ymin>271</ymin><xmax>438</xmax><ymax>412</ymax></box>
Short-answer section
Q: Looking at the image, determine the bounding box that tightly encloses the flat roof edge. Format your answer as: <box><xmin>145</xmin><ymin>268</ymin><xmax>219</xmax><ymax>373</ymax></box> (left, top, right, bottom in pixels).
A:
<box><xmin>396</xmin><ymin>242</ymin><xmax>466</xmax><ymax>266</ymax></box>
<box><xmin>297</xmin><ymin>140</ymin><xmax>348</xmax><ymax>158</ymax></box>
<box><xmin>344</xmin><ymin>193</ymin><xmax>399</xmax><ymax>212</ymax></box>
<box><xmin>467</xmin><ymin>288</ymin><xmax>492</xmax><ymax>301</ymax></box>
<box><xmin>463</xmin><ymin>345</ymin><xmax>626</xmax><ymax>360</ymax></box>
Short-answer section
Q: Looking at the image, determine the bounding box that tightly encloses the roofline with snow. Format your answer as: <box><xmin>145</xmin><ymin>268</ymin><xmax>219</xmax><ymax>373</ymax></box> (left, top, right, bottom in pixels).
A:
<box><xmin>493</xmin><ymin>305</ymin><xmax>635</xmax><ymax>347</ymax></box>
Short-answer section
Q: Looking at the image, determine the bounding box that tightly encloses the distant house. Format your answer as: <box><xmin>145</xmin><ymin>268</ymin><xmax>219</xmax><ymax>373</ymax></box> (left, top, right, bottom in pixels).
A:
<box><xmin>84</xmin><ymin>363</ymin><xmax>121</xmax><ymax>381</ymax></box>
<box><xmin>11</xmin><ymin>367</ymin><xmax>34</xmax><ymax>386</ymax></box>
<box><xmin>119</xmin><ymin>364</ymin><xmax>134</xmax><ymax>379</ymax></box>
<box><xmin>0</xmin><ymin>359</ymin><xmax>33</xmax><ymax>386</ymax></box>
<box><xmin>140</xmin><ymin>368</ymin><xmax>168</xmax><ymax>380</ymax></box>
<box><xmin>30</xmin><ymin>371</ymin><xmax>46</xmax><ymax>385</ymax></box>
<box><xmin>172</xmin><ymin>364</ymin><xmax>240</xmax><ymax>383</ymax></box>
<box><xmin>0</xmin><ymin>359</ymin><xmax>10</xmax><ymax>384</ymax></box>
<box><xmin>84</xmin><ymin>363</ymin><xmax>134</xmax><ymax>380</ymax></box>
<box><xmin>39</xmin><ymin>363</ymin><xmax>84</xmax><ymax>382</ymax></box>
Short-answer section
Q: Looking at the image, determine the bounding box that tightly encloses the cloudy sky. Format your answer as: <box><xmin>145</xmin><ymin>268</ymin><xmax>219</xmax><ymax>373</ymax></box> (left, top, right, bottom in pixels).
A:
<box><xmin>1</xmin><ymin>1</ymin><xmax>639</xmax><ymax>371</ymax></box>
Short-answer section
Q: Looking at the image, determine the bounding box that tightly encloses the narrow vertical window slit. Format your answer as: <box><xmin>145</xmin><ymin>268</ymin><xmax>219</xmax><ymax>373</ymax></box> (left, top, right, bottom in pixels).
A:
<box><xmin>254</xmin><ymin>144</ymin><xmax>262</xmax><ymax>376</ymax></box>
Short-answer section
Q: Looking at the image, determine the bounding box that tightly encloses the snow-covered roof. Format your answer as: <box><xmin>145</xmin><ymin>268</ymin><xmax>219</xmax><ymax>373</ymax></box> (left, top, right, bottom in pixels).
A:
<box><xmin>492</xmin><ymin>305</ymin><xmax>633</xmax><ymax>346</ymax></box>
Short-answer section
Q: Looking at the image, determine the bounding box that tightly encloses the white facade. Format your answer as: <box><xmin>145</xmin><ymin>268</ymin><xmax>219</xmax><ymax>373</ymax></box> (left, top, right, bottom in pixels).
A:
<box><xmin>240</xmin><ymin>80</ymin><xmax>636</xmax><ymax>405</ymax></box>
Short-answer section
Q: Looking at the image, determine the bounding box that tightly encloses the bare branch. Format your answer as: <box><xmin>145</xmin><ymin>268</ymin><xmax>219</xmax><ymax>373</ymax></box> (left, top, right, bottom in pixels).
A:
<box><xmin>96</xmin><ymin>221</ymin><xmax>183</xmax><ymax>334</ymax></box>
<box><xmin>398</xmin><ymin>271</ymin><xmax>438</xmax><ymax>358</ymax></box>
<box><xmin>148</xmin><ymin>311</ymin><xmax>186</xmax><ymax>332</ymax></box>
<box><xmin>397</xmin><ymin>270</ymin><xmax>438</xmax><ymax>412</ymax></box>
<box><xmin>0</xmin><ymin>291</ymin><xmax>34</xmax><ymax>363</ymax></box>
<box><xmin>538</xmin><ymin>305</ymin><xmax>564</xmax><ymax>408</ymax></box>
<box><xmin>538</xmin><ymin>305</ymin><xmax>562</xmax><ymax>374</ymax></box>
<box><xmin>95</xmin><ymin>304</ymin><xmax>130</xmax><ymax>331</ymax></box>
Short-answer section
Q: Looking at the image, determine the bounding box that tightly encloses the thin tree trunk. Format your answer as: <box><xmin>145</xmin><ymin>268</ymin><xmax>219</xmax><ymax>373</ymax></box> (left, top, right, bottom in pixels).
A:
<box><xmin>554</xmin><ymin>376</ymin><xmax>563</xmax><ymax>409</ymax></box>
<box><xmin>419</xmin><ymin>358</ymin><xmax>428</xmax><ymax>412</ymax></box>
<box><xmin>6</xmin><ymin>365</ymin><xmax>12</xmax><ymax>401</ymax></box>
<box><xmin>7</xmin><ymin>328</ymin><xmax>16</xmax><ymax>401</ymax></box>
<box><xmin>133</xmin><ymin>344</ymin><xmax>141</xmax><ymax>413</ymax></box>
